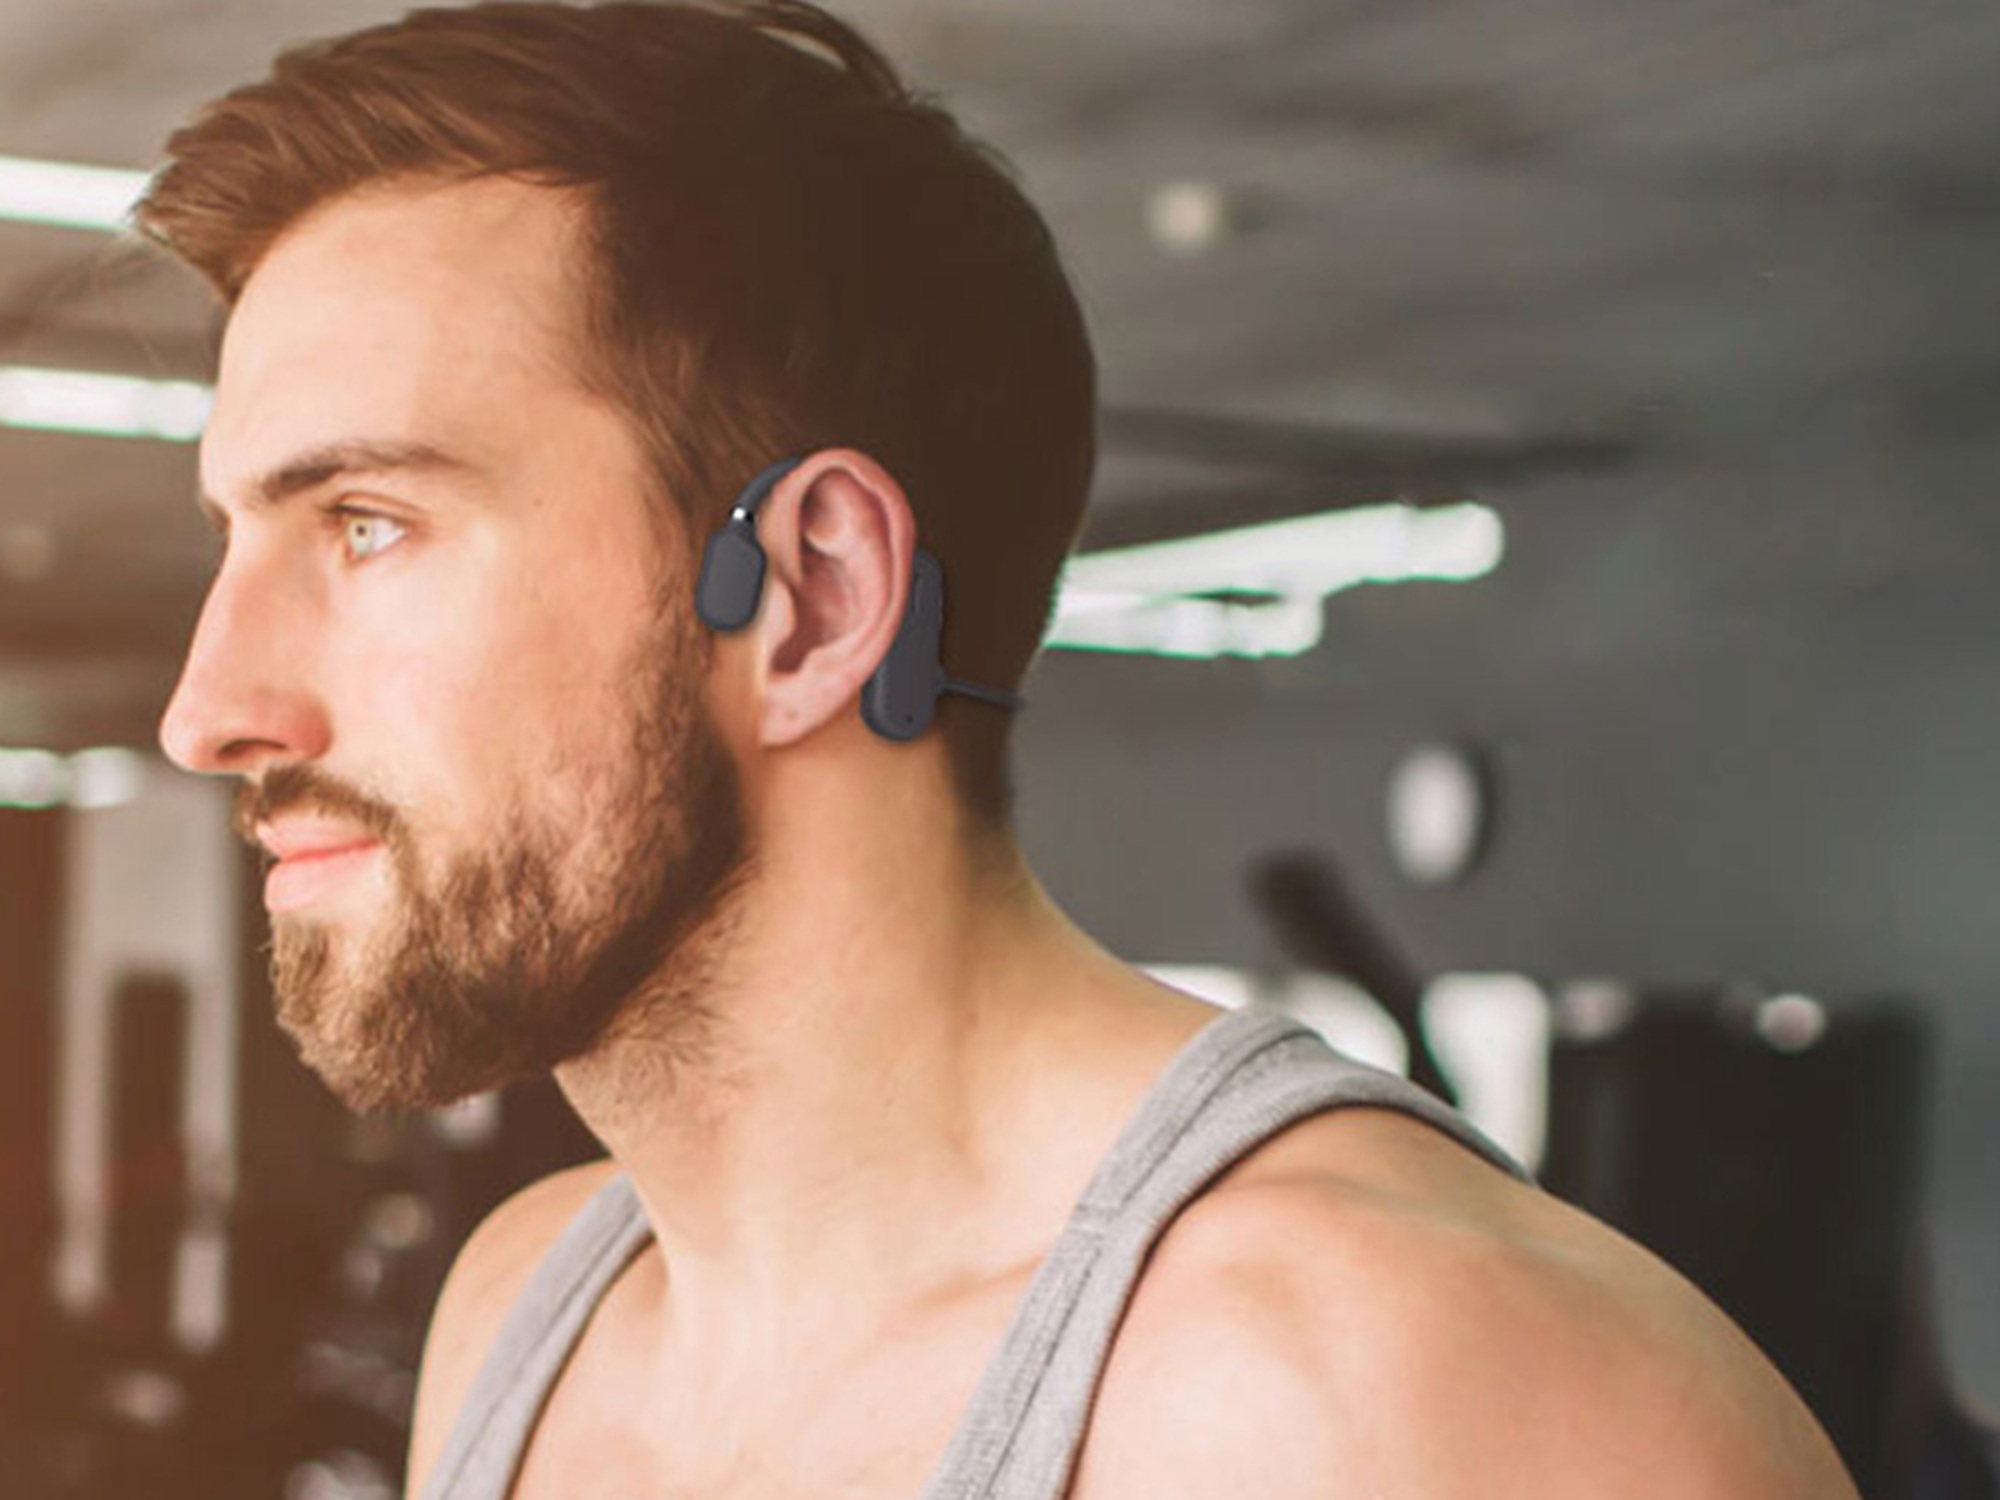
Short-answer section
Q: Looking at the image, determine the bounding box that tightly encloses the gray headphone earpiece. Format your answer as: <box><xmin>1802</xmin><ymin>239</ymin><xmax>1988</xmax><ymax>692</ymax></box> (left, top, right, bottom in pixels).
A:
<box><xmin>694</xmin><ymin>459</ymin><xmax>792</xmax><ymax>633</ymax></box>
<box><xmin>693</xmin><ymin>458</ymin><xmax>1025</xmax><ymax>743</ymax></box>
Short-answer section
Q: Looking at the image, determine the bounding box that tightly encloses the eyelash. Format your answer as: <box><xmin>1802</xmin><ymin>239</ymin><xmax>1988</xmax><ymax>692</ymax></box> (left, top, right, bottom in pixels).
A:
<box><xmin>322</xmin><ymin>503</ymin><xmax>409</xmax><ymax>565</ymax></box>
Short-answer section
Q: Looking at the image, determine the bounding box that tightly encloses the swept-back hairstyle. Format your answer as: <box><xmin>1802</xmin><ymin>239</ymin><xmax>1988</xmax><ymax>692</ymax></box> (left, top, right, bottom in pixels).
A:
<box><xmin>137</xmin><ymin>0</ymin><xmax>1096</xmax><ymax>840</ymax></box>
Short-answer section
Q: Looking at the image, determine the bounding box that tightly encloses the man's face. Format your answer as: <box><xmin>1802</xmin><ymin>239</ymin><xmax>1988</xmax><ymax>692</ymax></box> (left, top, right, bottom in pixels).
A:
<box><xmin>160</xmin><ymin>176</ymin><xmax>753</xmax><ymax>1112</ymax></box>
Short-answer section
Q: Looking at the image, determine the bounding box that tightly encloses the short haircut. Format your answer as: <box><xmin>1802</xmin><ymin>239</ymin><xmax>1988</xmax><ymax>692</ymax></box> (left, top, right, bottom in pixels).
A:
<box><xmin>138</xmin><ymin>0</ymin><xmax>1097</xmax><ymax>840</ymax></box>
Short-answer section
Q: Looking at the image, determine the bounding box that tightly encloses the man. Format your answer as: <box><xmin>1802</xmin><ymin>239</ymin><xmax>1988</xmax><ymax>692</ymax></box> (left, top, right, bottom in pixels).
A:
<box><xmin>143</xmin><ymin>3</ymin><xmax>1859</xmax><ymax>1496</ymax></box>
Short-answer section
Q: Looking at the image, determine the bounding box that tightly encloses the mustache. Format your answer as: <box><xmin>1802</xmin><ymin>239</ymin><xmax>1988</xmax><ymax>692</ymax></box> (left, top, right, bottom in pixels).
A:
<box><xmin>232</xmin><ymin>763</ymin><xmax>400</xmax><ymax>857</ymax></box>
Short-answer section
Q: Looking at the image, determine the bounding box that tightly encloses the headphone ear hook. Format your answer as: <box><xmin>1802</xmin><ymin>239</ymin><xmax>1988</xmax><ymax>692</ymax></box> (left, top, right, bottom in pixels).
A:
<box><xmin>693</xmin><ymin>459</ymin><xmax>1027</xmax><ymax>738</ymax></box>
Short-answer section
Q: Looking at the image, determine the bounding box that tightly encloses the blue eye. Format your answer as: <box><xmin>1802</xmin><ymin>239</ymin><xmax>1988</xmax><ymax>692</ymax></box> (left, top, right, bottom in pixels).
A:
<box><xmin>333</xmin><ymin>507</ymin><xmax>407</xmax><ymax>563</ymax></box>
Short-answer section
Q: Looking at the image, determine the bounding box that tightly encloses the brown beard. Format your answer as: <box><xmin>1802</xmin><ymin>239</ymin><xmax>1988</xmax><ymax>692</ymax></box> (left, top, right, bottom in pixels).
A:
<box><xmin>237</xmin><ymin>604</ymin><xmax>754</xmax><ymax>1114</ymax></box>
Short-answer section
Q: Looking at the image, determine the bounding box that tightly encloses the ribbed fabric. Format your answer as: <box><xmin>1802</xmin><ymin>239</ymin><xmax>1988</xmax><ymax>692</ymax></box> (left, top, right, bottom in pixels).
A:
<box><xmin>417</xmin><ymin>1155</ymin><xmax>654</xmax><ymax>1500</ymax></box>
<box><xmin>420</xmin><ymin>1006</ymin><xmax>1531</xmax><ymax>1500</ymax></box>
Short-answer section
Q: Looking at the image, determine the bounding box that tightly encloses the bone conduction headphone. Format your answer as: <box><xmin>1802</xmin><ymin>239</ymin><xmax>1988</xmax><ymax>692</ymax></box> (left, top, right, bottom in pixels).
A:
<box><xmin>694</xmin><ymin>459</ymin><xmax>1027</xmax><ymax>743</ymax></box>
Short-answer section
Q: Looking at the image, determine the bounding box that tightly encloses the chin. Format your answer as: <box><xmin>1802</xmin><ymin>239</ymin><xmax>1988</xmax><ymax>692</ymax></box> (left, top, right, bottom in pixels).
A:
<box><xmin>286</xmin><ymin>1012</ymin><xmax>501</xmax><ymax>1115</ymax></box>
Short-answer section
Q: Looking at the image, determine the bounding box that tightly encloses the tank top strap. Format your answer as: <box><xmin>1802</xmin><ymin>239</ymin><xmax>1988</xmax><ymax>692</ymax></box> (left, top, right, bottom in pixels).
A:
<box><xmin>419</xmin><ymin>1170</ymin><xmax>650</xmax><ymax>1500</ymax></box>
<box><xmin>919</xmin><ymin>1005</ymin><xmax>1530</xmax><ymax>1500</ymax></box>
<box><xmin>423</xmin><ymin>1007</ymin><xmax>1528</xmax><ymax>1500</ymax></box>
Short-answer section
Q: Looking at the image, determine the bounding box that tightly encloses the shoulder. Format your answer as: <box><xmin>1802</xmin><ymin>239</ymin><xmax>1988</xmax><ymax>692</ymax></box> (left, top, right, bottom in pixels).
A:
<box><xmin>405</xmin><ymin>1156</ymin><xmax>623</xmax><ymax>1498</ymax></box>
<box><xmin>1073</xmin><ymin>1107</ymin><xmax>1859</xmax><ymax>1500</ymax></box>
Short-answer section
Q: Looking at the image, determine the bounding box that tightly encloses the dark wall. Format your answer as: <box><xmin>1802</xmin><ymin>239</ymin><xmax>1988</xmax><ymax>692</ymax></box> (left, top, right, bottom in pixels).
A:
<box><xmin>0</xmin><ymin>809</ymin><xmax>61</xmax><ymax>1441</ymax></box>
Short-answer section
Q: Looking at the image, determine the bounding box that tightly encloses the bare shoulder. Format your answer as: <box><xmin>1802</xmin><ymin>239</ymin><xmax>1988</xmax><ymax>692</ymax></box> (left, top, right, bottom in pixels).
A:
<box><xmin>1074</xmin><ymin>1107</ymin><xmax>1860</xmax><ymax>1500</ymax></box>
<box><xmin>405</xmin><ymin>1156</ymin><xmax>621</xmax><ymax>1498</ymax></box>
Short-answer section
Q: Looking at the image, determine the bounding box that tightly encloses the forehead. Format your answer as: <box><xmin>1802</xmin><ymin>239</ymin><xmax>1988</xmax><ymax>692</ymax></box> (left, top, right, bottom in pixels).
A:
<box><xmin>203</xmin><ymin>176</ymin><xmax>597</xmax><ymax>499</ymax></box>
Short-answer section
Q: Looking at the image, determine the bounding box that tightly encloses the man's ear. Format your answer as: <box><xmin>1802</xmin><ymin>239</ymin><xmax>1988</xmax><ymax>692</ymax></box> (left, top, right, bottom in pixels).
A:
<box><xmin>741</xmin><ymin>448</ymin><xmax>917</xmax><ymax>750</ymax></box>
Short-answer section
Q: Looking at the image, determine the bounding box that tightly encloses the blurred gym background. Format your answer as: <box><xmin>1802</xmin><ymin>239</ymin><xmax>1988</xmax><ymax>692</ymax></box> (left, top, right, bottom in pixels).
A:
<box><xmin>2</xmin><ymin>1</ymin><xmax>1998</xmax><ymax>1496</ymax></box>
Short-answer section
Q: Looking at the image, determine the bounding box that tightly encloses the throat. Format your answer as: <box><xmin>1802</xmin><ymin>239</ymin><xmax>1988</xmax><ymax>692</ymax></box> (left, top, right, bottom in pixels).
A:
<box><xmin>512</xmin><ymin>1224</ymin><xmax>1036</xmax><ymax>1500</ymax></box>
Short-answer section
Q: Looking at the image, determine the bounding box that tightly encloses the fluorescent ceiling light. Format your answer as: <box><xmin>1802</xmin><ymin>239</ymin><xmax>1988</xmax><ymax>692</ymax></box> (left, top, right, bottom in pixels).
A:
<box><xmin>1046</xmin><ymin>594</ymin><xmax>1324</xmax><ymax>659</ymax></box>
<box><xmin>0</xmin><ymin>152</ymin><xmax>148</xmax><ymax>232</ymax></box>
<box><xmin>1060</xmin><ymin>502</ymin><xmax>1503</xmax><ymax>601</ymax></box>
<box><xmin>68</xmin><ymin>747</ymin><xmax>150</xmax><ymax>810</ymax></box>
<box><xmin>0</xmin><ymin>747</ymin><xmax>71</xmax><ymax>809</ymax></box>
<box><xmin>1046</xmin><ymin>501</ymin><xmax>1504</xmax><ymax>659</ymax></box>
<box><xmin>0</xmin><ymin>746</ymin><xmax>149</xmax><ymax>810</ymax></box>
<box><xmin>0</xmin><ymin>364</ymin><xmax>212</xmax><ymax>441</ymax></box>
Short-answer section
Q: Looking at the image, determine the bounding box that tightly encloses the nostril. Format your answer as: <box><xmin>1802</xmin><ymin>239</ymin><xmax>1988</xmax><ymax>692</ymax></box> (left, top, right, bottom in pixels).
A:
<box><xmin>158</xmin><ymin>683</ymin><xmax>302</xmax><ymax>777</ymax></box>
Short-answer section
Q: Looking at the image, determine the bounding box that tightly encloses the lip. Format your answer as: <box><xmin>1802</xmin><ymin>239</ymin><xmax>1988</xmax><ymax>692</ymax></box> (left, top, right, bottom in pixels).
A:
<box><xmin>256</xmin><ymin>817</ymin><xmax>381</xmax><ymax>863</ymax></box>
<box><xmin>262</xmin><ymin>836</ymin><xmax>384</xmax><ymax>914</ymax></box>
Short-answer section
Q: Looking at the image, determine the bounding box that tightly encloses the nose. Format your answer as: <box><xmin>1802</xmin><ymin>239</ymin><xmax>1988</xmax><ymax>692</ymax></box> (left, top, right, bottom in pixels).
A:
<box><xmin>159</xmin><ymin>552</ymin><xmax>331</xmax><ymax>776</ymax></box>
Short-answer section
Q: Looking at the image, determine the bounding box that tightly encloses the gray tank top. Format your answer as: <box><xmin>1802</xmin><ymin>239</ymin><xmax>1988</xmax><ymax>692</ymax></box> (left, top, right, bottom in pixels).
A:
<box><xmin>419</xmin><ymin>1006</ymin><xmax>1531</xmax><ymax>1500</ymax></box>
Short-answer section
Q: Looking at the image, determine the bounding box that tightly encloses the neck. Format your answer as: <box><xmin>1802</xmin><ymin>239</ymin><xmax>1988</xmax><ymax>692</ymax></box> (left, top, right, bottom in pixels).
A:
<box><xmin>551</xmin><ymin>763</ymin><xmax>1211</xmax><ymax>1377</ymax></box>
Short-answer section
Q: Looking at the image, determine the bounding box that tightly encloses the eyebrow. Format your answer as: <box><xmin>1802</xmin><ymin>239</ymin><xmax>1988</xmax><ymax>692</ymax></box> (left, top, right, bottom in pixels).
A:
<box><xmin>197</xmin><ymin>438</ymin><xmax>484</xmax><ymax>533</ymax></box>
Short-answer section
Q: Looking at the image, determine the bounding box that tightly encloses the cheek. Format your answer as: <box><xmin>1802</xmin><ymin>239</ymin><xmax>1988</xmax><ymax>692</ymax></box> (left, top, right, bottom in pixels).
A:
<box><xmin>336</xmin><ymin>545</ymin><xmax>650</xmax><ymax>827</ymax></box>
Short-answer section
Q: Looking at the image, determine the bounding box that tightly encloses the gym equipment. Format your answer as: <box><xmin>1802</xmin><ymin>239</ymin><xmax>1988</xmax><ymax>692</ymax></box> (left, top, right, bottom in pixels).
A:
<box><xmin>1246</xmin><ymin>848</ymin><xmax>1459</xmax><ymax>1106</ymax></box>
<box><xmin>1542</xmin><ymin>986</ymin><xmax>1995</xmax><ymax>1500</ymax></box>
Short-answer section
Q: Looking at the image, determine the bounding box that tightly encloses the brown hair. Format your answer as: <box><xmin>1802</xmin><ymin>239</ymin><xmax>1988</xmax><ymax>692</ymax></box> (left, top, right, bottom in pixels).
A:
<box><xmin>137</xmin><ymin>0</ymin><xmax>1096</xmax><ymax>841</ymax></box>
